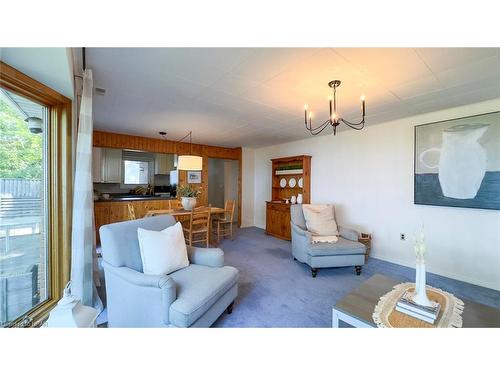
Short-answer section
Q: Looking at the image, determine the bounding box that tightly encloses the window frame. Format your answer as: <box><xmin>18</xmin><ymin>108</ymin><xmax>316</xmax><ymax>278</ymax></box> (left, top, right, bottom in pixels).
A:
<box><xmin>0</xmin><ymin>61</ymin><xmax>72</xmax><ymax>327</ymax></box>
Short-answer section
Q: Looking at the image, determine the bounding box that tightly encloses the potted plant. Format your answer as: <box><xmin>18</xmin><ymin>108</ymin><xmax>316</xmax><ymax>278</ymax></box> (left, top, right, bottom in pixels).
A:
<box><xmin>177</xmin><ymin>184</ymin><xmax>201</xmax><ymax>210</ymax></box>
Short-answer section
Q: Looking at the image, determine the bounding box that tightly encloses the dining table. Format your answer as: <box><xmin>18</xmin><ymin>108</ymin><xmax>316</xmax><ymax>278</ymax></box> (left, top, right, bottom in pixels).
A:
<box><xmin>144</xmin><ymin>206</ymin><xmax>227</xmax><ymax>244</ymax></box>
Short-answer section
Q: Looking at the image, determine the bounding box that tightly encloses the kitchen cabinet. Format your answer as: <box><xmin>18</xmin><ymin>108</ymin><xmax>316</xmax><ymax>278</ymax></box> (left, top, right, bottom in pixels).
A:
<box><xmin>154</xmin><ymin>153</ymin><xmax>175</xmax><ymax>174</ymax></box>
<box><xmin>92</xmin><ymin>147</ymin><xmax>122</xmax><ymax>183</ymax></box>
<box><xmin>92</xmin><ymin>147</ymin><xmax>104</xmax><ymax>183</ymax></box>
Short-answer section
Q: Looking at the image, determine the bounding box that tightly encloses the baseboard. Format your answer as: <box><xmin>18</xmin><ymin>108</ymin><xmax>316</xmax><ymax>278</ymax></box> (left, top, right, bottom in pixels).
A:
<box><xmin>370</xmin><ymin>254</ymin><xmax>500</xmax><ymax>292</ymax></box>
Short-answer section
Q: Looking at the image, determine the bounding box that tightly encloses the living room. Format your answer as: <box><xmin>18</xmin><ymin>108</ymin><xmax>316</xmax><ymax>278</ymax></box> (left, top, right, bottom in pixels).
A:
<box><xmin>1</xmin><ymin>1</ymin><xmax>499</xmax><ymax>374</ymax></box>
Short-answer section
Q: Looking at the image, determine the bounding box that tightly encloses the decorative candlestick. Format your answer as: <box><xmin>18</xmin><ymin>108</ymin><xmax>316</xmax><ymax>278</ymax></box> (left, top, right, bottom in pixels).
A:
<box><xmin>412</xmin><ymin>226</ymin><xmax>433</xmax><ymax>307</ymax></box>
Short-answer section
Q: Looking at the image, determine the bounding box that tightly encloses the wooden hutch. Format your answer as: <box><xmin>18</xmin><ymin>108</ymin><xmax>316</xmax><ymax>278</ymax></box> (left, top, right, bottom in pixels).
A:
<box><xmin>265</xmin><ymin>155</ymin><xmax>311</xmax><ymax>240</ymax></box>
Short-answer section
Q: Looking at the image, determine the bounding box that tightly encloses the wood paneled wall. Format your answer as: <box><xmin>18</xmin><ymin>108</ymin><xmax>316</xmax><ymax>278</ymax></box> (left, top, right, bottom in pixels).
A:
<box><xmin>93</xmin><ymin>130</ymin><xmax>243</xmax><ymax>225</ymax></box>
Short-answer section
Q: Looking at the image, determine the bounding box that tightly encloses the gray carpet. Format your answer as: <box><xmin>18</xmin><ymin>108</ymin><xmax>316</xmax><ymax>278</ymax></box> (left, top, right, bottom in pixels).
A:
<box><xmin>213</xmin><ymin>227</ymin><xmax>500</xmax><ymax>327</ymax></box>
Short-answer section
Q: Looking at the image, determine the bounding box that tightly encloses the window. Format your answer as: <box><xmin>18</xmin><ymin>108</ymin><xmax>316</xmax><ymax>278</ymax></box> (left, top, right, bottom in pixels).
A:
<box><xmin>124</xmin><ymin>160</ymin><xmax>150</xmax><ymax>184</ymax></box>
<box><xmin>0</xmin><ymin>89</ymin><xmax>48</xmax><ymax>326</ymax></box>
<box><xmin>0</xmin><ymin>61</ymin><xmax>72</xmax><ymax>327</ymax></box>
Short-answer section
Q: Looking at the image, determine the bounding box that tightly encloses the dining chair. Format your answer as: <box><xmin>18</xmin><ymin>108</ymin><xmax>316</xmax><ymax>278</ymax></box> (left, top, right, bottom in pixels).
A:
<box><xmin>144</xmin><ymin>209</ymin><xmax>173</xmax><ymax>218</ymax></box>
<box><xmin>183</xmin><ymin>205</ymin><xmax>212</xmax><ymax>247</ymax></box>
<box><xmin>213</xmin><ymin>200</ymin><xmax>235</xmax><ymax>242</ymax></box>
<box><xmin>127</xmin><ymin>203</ymin><xmax>136</xmax><ymax>220</ymax></box>
<box><xmin>169</xmin><ymin>199</ymin><xmax>183</xmax><ymax>210</ymax></box>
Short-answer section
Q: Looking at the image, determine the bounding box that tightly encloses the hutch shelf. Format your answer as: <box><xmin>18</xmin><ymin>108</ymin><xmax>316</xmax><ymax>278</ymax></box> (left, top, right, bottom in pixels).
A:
<box><xmin>265</xmin><ymin>155</ymin><xmax>311</xmax><ymax>240</ymax></box>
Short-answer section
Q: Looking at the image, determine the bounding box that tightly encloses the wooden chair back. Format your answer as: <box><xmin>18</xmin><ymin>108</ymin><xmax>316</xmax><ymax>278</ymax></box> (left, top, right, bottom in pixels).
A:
<box><xmin>127</xmin><ymin>203</ymin><xmax>136</xmax><ymax>220</ymax></box>
<box><xmin>184</xmin><ymin>205</ymin><xmax>211</xmax><ymax>246</ymax></box>
<box><xmin>169</xmin><ymin>199</ymin><xmax>183</xmax><ymax>210</ymax></box>
<box><xmin>224</xmin><ymin>200</ymin><xmax>236</xmax><ymax>222</ymax></box>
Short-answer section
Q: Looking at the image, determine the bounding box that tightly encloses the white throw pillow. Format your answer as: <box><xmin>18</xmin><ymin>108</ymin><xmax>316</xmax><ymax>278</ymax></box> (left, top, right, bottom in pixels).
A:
<box><xmin>137</xmin><ymin>222</ymin><xmax>189</xmax><ymax>275</ymax></box>
<box><xmin>302</xmin><ymin>204</ymin><xmax>339</xmax><ymax>236</ymax></box>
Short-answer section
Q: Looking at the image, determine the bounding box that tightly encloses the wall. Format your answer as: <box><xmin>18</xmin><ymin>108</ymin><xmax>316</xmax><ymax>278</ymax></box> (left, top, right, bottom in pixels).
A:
<box><xmin>249</xmin><ymin>99</ymin><xmax>500</xmax><ymax>290</ymax></box>
<box><xmin>241</xmin><ymin>147</ymin><xmax>255</xmax><ymax>227</ymax></box>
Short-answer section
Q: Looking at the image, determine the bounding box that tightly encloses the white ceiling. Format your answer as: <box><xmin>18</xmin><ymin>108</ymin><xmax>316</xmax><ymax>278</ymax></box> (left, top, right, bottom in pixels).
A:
<box><xmin>0</xmin><ymin>48</ymin><xmax>74</xmax><ymax>99</ymax></box>
<box><xmin>86</xmin><ymin>48</ymin><xmax>500</xmax><ymax>148</ymax></box>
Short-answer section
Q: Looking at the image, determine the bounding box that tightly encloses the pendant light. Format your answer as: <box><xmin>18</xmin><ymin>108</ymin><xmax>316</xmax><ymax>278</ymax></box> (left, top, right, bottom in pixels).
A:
<box><xmin>162</xmin><ymin>130</ymin><xmax>203</xmax><ymax>171</ymax></box>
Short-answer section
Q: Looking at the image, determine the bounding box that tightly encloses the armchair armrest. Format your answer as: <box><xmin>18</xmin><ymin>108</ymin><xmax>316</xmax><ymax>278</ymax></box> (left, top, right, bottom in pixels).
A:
<box><xmin>102</xmin><ymin>261</ymin><xmax>176</xmax><ymax>326</ymax></box>
<box><xmin>338</xmin><ymin>226</ymin><xmax>359</xmax><ymax>242</ymax></box>
<box><xmin>187</xmin><ymin>246</ymin><xmax>224</xmax><ymax>267</ymax></box>
<box><xmin>291</xmin><ymin>223</ymin><xmax>312</xmax><ymax>240</ymax></box>
<box><xmin>104</xmin><ymin>263</ymin><xmax>175</xmax><ymax>289</ymax></box>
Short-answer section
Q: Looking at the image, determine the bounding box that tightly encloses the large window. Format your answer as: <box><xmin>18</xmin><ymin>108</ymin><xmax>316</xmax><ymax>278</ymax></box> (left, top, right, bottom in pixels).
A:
<box><xmin>0</xmin><ymin>61</ymin><xmax>72</xmax><ymax>327</ymax></box>
<box><xmin>0</xmin><ymin>89</ymin><xmax>48</xmax><ymax>326</ymax></box>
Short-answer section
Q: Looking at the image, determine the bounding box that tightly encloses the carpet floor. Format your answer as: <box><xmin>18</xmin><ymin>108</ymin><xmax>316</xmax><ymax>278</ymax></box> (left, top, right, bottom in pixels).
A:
<box><xmin>212</xmin><ymin>227</ymin><xmax>500</xmax><ymax>327</ymax></box>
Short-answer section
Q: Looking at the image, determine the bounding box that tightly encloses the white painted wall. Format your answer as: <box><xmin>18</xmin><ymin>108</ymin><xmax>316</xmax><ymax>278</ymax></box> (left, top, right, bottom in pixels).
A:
<box><xmin>246</xmin><ymin>99</ymin><xmax>500</xmax><ymax>290</ymax></box>
<box><xmin>241</xmin><ymin>147</ymin><xmax>255</xmax><ymax>227</ymax></box>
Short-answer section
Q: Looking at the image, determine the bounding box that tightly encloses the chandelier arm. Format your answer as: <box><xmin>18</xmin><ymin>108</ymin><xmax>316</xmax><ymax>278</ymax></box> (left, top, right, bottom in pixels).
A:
<box><xmin>310</xmin><ymin>122</ymin><xmax>330</xmax><ymax>135</ymax></box>
<box><xmin>306</xmin><ymin>119</ymin><xmax>331</xmax><ymax>132</ymax></box>
<box><xmin>340</xmin><ymin>118</ymin><xmax>365</xmax><ymax>128</ymax></box>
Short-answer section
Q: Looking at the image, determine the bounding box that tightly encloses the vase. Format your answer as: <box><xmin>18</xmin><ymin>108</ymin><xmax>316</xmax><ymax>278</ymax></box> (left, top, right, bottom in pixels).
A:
<box><xmin>181</xmin><ymin>197</ymin><xmax>197</xmax><ymax>210</ymax></box>
<box><xmin>290</xmin><ymin>195</ymin><xmax>296</xmax><ymax>204</ymax></box>
<box><xmin>297</xmin><ymin>193</ymin><xmax>303</xmax><ymax>204</ymax></box>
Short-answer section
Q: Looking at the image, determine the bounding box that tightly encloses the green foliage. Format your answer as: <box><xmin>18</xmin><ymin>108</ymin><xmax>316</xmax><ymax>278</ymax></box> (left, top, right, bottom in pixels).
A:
<box><xmin>177</xmin><ymin>184</ymin><xmax>201</xmax><ymax>197</ymax></box>
<box><xmin>0</xmin><ymin>97</ymin><xmax>43</xmax><ymax>179</ymax></box>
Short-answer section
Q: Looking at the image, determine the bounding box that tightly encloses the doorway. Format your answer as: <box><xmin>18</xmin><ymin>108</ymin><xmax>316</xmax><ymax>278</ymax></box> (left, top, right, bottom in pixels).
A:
<box><xmin>208</xmin><ymin>158</ymin><xmax>239</xmax><ymax>223</ymax></box>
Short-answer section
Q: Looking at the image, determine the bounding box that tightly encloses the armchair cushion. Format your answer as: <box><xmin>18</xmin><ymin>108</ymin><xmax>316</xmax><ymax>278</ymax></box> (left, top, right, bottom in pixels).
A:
<box><xmin>306</xmin><ymin>237</ymin><xmax>366</xmax><ymax>256</ymax></box>
<box><xmin>169</xmin><ymin>264</ymin><xmax>239</xmax><ymax>327</ymax></box>
<box><xmin>137</xmin><ymin>222</ymin><xmax>189</xmax><ymax>275</ymax></box>
<box><xmin>302</xmin><ymin>204</ymin><xmax>339</xmax><ymax>236</ymax></box>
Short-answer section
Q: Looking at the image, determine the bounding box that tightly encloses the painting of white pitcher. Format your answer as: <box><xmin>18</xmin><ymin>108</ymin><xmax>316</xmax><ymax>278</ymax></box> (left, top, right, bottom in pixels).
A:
<box><xmin>414</xmin><ymin>111</ymin><xmax>500</xmax><ymax>210</ymax></box>
<box><xmin>419</xmin><ymin>124</ymin><xmax>489</xmax><ymax>199</ymax></box>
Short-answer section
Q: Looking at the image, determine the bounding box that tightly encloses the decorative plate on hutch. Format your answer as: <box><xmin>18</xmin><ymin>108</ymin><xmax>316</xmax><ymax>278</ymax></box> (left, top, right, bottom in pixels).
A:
<box><xmin>279</xmin><ymin>178</ymin><xmax>287</xmax><ymax>188</ymax></box>
<box><xmin>298</xmin><ymin>177</ymin><xmax>303</xmax><ymax>188</ymax></box>
<box><xmin>289</xmin><ymin>178</ymin><xmax>296</xmax><ymax>188</ymax></box>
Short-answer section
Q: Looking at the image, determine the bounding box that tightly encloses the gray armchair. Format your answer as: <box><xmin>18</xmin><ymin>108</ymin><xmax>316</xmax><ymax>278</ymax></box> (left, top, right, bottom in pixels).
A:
<box><xmin>99</xmin><ymin>215</ymin><xmax>238</xmax><ymax>327</ymax></box>
<box><xmin>290</xmin><ymin>204</ymin><xmax>366</xmax><ymax>278</ymax></box>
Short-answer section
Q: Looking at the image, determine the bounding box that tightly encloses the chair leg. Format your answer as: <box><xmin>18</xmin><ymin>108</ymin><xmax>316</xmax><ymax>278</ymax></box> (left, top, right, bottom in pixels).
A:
<box><xmin>355</xmin><ymin>266</ymin><xmax>362</xmax><ymax>276</ymax></box>
<box><xmin>227</xmin><ymin>301</ymin><xmax>234</xmax><ymax>314</ymax></box>
<box><xmin>311</xmin><ymin>268</ymin><xmax>318</xmax><ymax>278</ymax></box>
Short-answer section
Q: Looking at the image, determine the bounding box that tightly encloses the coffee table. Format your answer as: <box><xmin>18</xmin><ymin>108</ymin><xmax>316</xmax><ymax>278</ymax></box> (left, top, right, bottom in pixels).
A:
<box><xmin>332</xmin><ymin>274</ymin><xmax>500</xmax><ymax>328</ymax></box>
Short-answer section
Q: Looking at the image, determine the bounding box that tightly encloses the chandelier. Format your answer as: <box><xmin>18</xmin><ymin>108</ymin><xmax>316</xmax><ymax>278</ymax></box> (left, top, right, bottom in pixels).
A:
<box><xmin>304</xmin><ymin>80</ymin><xmax>366</xmax><ymax>136</ymax></box>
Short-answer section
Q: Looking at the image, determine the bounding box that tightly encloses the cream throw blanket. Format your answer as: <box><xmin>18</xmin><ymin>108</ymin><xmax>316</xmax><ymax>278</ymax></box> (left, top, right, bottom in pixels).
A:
<box><xmin>302</xmin><ymin>204</ymin><xmax>339</xmax><ymax>244</ymax></box>
<box><xmin>311</xmin><ymin>235</ymin><xmax>339</xmax><ymax>244</ymax></box>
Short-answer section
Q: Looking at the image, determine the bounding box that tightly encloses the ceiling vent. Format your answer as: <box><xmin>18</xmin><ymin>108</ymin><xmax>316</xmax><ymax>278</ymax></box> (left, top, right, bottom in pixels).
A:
<box><xmin>95</xmin><ymin>87</ymin><xmax>106</xmax><ymax>95</ymax></box>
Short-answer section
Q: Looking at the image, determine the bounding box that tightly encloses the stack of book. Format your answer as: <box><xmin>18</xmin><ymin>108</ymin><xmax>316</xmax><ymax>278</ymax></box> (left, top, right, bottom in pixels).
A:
<box><xmin>395</xmin><ymin>291</ymin><xmax>440</xmax><ymax>324</ymax></box>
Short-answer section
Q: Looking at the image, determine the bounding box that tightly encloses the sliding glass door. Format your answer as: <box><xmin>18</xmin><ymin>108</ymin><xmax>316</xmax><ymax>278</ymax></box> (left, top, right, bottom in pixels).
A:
<box><xmin>0</xmin><ymin>88</ymin><xmax>48</xmax><ymax>325</ymax></box>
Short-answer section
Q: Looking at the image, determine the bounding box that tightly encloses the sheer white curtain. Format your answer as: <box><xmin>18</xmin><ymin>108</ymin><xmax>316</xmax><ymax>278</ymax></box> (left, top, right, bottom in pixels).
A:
<box><xmin>71</xmin><ymin>69</ymin><xmax>103</xmax><ymax>312</ymax></box>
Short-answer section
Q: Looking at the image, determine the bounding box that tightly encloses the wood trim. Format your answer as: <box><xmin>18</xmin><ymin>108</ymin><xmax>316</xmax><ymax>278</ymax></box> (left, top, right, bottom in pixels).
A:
<box><xmin>0</xmin><ymin>61</ymin><xmax>71</xmax><ymax>106</ymax></box>
<box><xmin>93</xmin><ymin>130</ymin><xmax>241</xmax><ymax>159</ymax></box>
<box><xmin>93</xmin><ymin>130</ymin><xmax>243</xmax><ymax>227</ymax></box>
<box><xmin>0</xmin><ymin>61</ymin><xmax>72</xmax><ymax>327</ymax></box>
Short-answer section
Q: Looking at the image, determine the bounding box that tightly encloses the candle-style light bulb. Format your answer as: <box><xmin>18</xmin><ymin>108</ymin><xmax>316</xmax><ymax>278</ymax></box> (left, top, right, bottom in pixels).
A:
<box><xmin>308</xmin><ymin>112</ymin><xmax>312</xmax><ymax>127</ymax></box>
<box><xmin>304</xmin><ymin>104</ymin><xmax>308</xmax><ymax>125</ymax></box>
<box><xmin>329</xmin><ymin>95</ymin><xmax>332</xmax><ymax>118</ymax></box>
<box><xmin>361</xmin><ymin>95</ymin><xmax>366</xmax><ymax>117</ymax></box>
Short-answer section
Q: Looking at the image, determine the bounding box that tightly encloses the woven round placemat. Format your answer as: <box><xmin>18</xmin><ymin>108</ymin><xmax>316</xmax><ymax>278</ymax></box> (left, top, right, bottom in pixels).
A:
<box><xmin>373</xmin><ymin>282</ymin><xmax>464</xmax><ymax>328</ymax></box>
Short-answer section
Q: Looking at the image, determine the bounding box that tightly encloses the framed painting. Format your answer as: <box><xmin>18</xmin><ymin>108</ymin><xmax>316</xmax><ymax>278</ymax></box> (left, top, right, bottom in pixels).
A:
<box><xmin>414</xmin><ymin>111</ymin><xmax>500</xmax><ymax>210</ymax></box>
<box><xmin>187</xmin><ymin>171</ymin><xmax>202</xmax><ymax>184</ymax></box>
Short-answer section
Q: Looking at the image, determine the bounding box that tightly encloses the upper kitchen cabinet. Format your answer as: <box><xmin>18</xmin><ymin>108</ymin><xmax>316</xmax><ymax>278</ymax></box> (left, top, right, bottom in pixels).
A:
<box><xmin>154</xmin><ymin>153</ymin><xmax>176</xmax><ymax>174</ymax></box>
<box><xmin>92</xmin><ymin>147</ymin><xmax>123</xmax><ymax>183</ymax></box>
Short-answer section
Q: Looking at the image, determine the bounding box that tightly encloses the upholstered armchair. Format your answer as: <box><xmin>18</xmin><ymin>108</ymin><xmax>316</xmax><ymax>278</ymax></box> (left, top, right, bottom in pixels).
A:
<box><xmin>100</xmin><ymin>215</ymin><xmax>238</xmax><ymax>327</ymax></box>
<box><xmin>290</xmin><ymin>204</ymin><xmax>366</xmax><ymax>278</ymax></box>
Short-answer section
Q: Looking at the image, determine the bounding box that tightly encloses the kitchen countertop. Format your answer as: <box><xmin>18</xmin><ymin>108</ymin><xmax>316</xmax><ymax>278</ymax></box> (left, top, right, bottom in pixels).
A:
<box><xmin>95</xmin><ymin>196</ymin><xmax>176</xmax><ymax>202</ymax></box>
